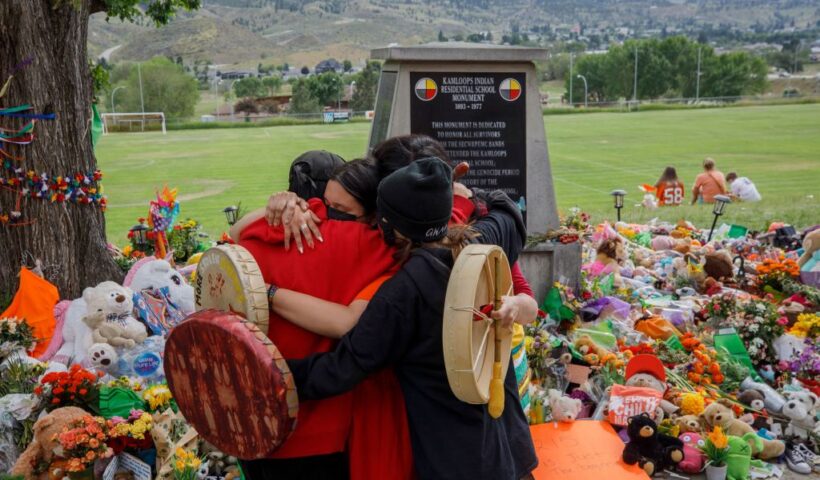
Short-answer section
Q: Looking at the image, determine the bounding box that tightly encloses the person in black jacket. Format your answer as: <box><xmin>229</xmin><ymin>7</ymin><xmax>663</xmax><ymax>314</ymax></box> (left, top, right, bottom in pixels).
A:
<box><xmin>286</xmin><ymin>157</ymin><xmax>538</xmax><ymax>480</ymax></box>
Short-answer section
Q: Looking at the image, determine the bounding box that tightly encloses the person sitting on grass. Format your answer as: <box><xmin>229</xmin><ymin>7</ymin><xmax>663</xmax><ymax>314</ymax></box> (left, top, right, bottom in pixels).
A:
<box><xmin>726</xmin><ymin>172</ymin><xmax>761</xmax><ymax>202</ymax></box>
<box><xmin>691</xmin><ymin>157</ymin><xmax>727</xmax><ymax>205</ymax></box>
<box><xmin>654</xmin><ymin>166</ymin><xmax>684</xmax><ymax>206</ymax></box>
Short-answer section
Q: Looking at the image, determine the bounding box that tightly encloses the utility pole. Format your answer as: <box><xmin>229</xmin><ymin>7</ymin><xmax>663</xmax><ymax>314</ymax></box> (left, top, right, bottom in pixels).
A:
<box><xmin>137</xmin><ymin>62</ymin><xmax>145</xmax><ymax>131</ymax></box>
<box><xmin>569</xmin><ymin>53</ymin><xmax>574</xmax><ymax>106</ymax></box>
<box><xmin>632</xmin><ymin>47</ymin><xmax>638</xmax><ymax>106</ymax></box>
<box><xmin>576</xmin><ymin>74</ymin><xmax>588</xmax><ymax>108</ymax></box>
<box><xmin>695</xmin><ymin>46</ymin><xmax>702</xmax><ymax>102</ymax></box>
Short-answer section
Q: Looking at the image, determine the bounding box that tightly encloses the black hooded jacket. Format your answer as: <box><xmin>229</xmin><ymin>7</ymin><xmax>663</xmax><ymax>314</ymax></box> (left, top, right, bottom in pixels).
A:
<box><xmin>287</xmin><ymin>193</ymin><xmax>537</xmax><ymax>480</ymax></box>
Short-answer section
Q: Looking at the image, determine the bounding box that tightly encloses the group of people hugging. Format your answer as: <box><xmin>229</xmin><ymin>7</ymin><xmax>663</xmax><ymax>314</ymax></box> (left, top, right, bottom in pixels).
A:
<box><xmin>227</xmin><ymin>134</ymin><xmax>539</xmax><ymax>480</ymax></box>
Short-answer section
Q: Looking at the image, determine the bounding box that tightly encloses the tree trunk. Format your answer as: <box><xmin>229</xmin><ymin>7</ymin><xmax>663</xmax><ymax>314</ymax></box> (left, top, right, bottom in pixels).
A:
<box><xmin>0</xmin><ymin>0</ymin><xmax>122</xmax><ymax>300</ymax></box>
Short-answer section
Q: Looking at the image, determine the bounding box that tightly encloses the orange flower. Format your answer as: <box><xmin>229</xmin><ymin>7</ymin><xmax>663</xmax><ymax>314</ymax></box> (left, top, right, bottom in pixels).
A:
<box><xmin>708</xmin><ymin>426</ymin><xmax>728</xmax><ymax>449</ymax></box>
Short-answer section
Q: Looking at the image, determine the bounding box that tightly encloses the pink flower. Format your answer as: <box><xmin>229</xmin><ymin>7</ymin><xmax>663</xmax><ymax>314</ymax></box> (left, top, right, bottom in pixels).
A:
<box><xmin>714</xmin><ymin>304</ymin><xmax>721</xmax><ymax>312</ymax></box>
<box><xmin>777</xmin><ymin>316</ymin><xmax>789</xmax><ymax>326</ymax></box>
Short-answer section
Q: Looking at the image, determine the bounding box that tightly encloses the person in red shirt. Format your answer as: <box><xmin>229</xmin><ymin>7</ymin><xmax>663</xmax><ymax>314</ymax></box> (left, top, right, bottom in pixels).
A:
<box><xmin>236</xmin><ymin>159</ymin><xmax>398</xmax><ymax>479</ymax></box>
<box><xmin>654</xmin><ymin>166</ymin><xmax>685</xmax><ymax>206</ymax></box>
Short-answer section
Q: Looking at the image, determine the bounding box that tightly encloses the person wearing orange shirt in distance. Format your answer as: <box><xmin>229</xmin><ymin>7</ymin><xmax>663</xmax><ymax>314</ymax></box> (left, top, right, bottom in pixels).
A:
<box><xmin>654</xmin><ymin>166</ymin><xmax>685</xmax><ymax>206</ymax></box>
<box><xmin>691</xmin><ymin>157</ymin><xmax>727</xmax><ymax>204</ymax></box>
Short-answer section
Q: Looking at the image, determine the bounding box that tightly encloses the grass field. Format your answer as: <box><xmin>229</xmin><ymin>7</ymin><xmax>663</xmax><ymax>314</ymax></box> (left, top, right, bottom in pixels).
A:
<box><xmin>96</xmin><ymin>104</ymin><xmax>820</xmax><ymax>246</ymax></box>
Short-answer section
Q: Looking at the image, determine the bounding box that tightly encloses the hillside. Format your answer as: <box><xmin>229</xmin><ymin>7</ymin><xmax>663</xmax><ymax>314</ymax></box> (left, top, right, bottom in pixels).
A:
<box><xmin>90</xmin><ymin>0</ymin><xmax>820</xmax><ymax>68</ymax></box>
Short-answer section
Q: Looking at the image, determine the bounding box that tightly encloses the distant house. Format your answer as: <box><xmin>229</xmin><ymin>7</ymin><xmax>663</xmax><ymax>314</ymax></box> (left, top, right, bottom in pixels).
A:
<box><xmin>219</xmin><ymin>70</ymin><xmax>256</xmax><ymax>80</ymax></box>
<box><xmin>315</xmin><ymin>59</ymin><xmax>343</xmax><ymax>74</ymax></box>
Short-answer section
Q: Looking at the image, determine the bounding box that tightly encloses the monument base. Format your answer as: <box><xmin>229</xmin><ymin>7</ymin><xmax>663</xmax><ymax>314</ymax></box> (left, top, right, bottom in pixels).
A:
<box><xmin>517</xmin><ymin>242</ymin><xmax>583</xmax><ymax>302</ymax></box>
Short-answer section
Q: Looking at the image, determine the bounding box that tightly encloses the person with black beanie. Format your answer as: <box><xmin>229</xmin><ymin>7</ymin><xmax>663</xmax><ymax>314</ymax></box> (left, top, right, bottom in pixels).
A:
<box><xmin>287</xmin><ymin>157</ymin><xmax>537</xmax><ymax>480</ymax></box>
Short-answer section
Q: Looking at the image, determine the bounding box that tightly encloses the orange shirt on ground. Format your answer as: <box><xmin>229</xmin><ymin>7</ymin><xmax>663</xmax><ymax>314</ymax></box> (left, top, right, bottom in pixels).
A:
<box><xmin>655</xmin><ymin>180</ymin><xmax>685</xmax><ymax>206</ymax></box>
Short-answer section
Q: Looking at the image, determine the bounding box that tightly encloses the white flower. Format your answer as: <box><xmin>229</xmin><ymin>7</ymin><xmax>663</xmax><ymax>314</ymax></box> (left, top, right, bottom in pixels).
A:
<box><xmin>748</xmin><ymin>324</ymin><xmax>760</xmax><ymax>333</ymax></box>
<box><xmin>749</xmin><ymin>345</ymin><xmax>759</xmax><ymax>355</ymax></box>
<box><xmin>754</xmin><ymin>316</ymin><xmax>764</xmax><ymax>323</ymax></box>
<box><xmin>756</xmin><ymin>304</ymin><xmax>766</xmax><ymax>312</ymax></box>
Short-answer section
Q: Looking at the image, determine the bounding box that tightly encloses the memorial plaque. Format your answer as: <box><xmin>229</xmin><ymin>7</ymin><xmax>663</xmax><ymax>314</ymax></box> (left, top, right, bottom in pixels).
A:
<box><xmin>410</xmin><ymin>72</ymin><xmax>527</xmax><ymax>212</ymax></box>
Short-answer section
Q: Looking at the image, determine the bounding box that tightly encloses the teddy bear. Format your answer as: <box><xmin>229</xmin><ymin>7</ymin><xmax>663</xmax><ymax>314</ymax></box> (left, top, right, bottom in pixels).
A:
<box><xmin>81</xmin><ymin>281</ymin><xmax>147</xmax><ymax>349</ymax></box>
<box><xmin>677</xmin><ymin>432</ymin><xmax>706</xmax><ymax>474</ymax></box>
<box><xmin>737</xmin><ymin>388</ymin><xmax>772</xmax><ymax>431</ymax></box>
<box><xmin>622</xmin><ymin>413</ymin><xmax>684</xmax><ymax>477</ymax></box>
<box><xmin>674</xmin><ymin>415</ymin><xmax>703</xmax><ymax>434</ymax></box>
<box><xmin>782</xmin><ymin>390</ymin><xmax>818</xmax><ymax>441</ymax></box>
<box><xmin>124</xmin><ymin>258</ymin><xmax>195</xmax><ymax>315</ymax></box>
<box><xmin>547</xmin><ymin>389</ymin><xmax>583</xmax><ymax>422</ymax></box>
<box><xmin>87</xmin><ymin>342</ymin><xmax>119</xmax><ymax>377</ymax></box>
<box><xmin>623</xmin><ymin>355</ymin><xmax>679</xmax><ymax>422</ymax></box>
<box><xmin>700</xmin><ymin>399</ymin><xmax>785</xmax><ymax>459</ymax></box>
<box><xmin>11</xmin><ymin>406</ymin><xmax>89</xmax><ymax>480</ymax></box>
<box><xmin>573</xmin><ymin>335</ymin><xmax>610</xmax><ymax>366</ymax></box>
<box><xmin>582</xmin><ymin>237</ymin><xmax>625</xmax><ymax>287</ymax></box>
<box><xmin>798</xmin><ymin>228</ymin><xmax>820</xmax><ymax>269</ymax></box>
<box><xmin>704</xmin><ymin>249</ymin><xmax>734</xmax><ymax>282</ymax></box>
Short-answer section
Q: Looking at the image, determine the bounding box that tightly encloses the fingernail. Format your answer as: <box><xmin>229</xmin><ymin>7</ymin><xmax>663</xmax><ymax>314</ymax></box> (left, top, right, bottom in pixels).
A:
<box><xmin>298</xmin><ymin>246</ymin><xmax>303</xmax><ymax>254</ymax></box>
<box><xmin>317</xmin><ymin>236</ymin><xmax>324</xmax><ymax>242</ymax></box>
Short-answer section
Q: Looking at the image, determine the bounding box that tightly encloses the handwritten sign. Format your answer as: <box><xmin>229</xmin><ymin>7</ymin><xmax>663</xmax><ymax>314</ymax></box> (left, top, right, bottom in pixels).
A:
<box><xmin>607</xmin><ymin>384</ymin><xmax>662</xmax><ymax>426</ymax></box>
<box><xmin>530</xmin><ymin>420</ymin><xmax>649</xmax><ymax>480</ymax></box>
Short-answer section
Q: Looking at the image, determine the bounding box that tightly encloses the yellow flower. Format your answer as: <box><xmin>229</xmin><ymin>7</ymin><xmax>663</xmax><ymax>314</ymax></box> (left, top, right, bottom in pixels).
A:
<box><xmin>175</xmin><ymin>447</ymin><xmax>186</xmax><ymax>458</ymax></box>
<box><xmin>680</xmin><ymin>392</ymin><xmax>706</xmax><ymax>416</ymax></box>
<box><xmin>191</xmin><ymin>458</ymin><xmax>202</xmax><ymax>469</ymax></box>
<box><xmin>175</xmin><ymin>460</ymin><xmax>185</xmax><ymax>471</ymax></box>
<box><xmin>709</xmin><ymin>426</ymin><xmax>728</xmax><ymax>449</ymax></box>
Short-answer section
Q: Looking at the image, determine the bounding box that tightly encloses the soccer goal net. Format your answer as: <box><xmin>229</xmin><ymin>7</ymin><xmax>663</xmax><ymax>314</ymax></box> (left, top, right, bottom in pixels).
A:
<box><xmin>101</xmin><ymin>112</ymin><xmax>167</xmax><ymax>135</ymax></box>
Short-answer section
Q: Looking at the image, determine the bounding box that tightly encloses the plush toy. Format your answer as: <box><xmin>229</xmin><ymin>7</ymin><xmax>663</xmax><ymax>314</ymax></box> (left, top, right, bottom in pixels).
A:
<box><xmin>704</xmin><ymin>250</ymin><xmax>734</xmax><ymax>282</ymax></box>
<box><xmin>547</xmin><ymin>389</ymin><xmax>583</xmax><ymax>422</ymax></box>
<box><xmin>81</xmin><ymin>281</ymin><xmax>147</xmax><ymax>349</ymax></box>
<box><xmin>737</xmin><ymin>388</ymin><xmax>771</xmax><ymax>431</ymax></box>
<box><xmin>87</xmin><ymin>342</ymin><xmax>119</xmax><ymax>377</ymax></box>
<box><xmin>674</xmin><ymin>415</ymin><xmax>703</xmax><ymax>434</ymax></box>
<box><xmin>725</xmin><ymin>433</ymin><xmax>765</xmax><ymax>480</ymax></box>
<box><xmin>651</xmin><ymin>236</ymin><xmax>676</xmax><ymax>252</ymax></box>
<box><xmin>798</xmin><ymin>228</ymin><xmax>820</xmax><ymax>269</ymax></box>
<box><xmin>782</xmin><ymin>390</ymin><xmax>818</xmax><ymax>441</ymax></box>
<box><xmin>11</xmin><ymin>406</ymin><xmax>89</xmax><ymax>480</ymax></box>
<box><xmin>48</xmin><ymin>298</ymin><xmax>94</xmax><ymax>369</ymax></box>
<box><xmin>573</xmin><ymin>335</ymin><xmax>610</xmax><ymax>366</ymax></box>
<box><xmin>124</xmin><ymin>258</ymin><xmax>195</xmax><ymax>314</ymax></box>
<box><xmin>700</xmin><ymin>400</ymin><xmax>785</xmax><ymax>459</ymax></box>
<box><xmin>677</xmin><ymin>432</ymin><xmax>706</xmax><ymax>474</ymax></box>
<box><xmin>623</xmin><ymin>355</ymin><xmax>679</xmax><ymax>422</ymax></box>
<box><xmin>622</xmin><ymin>413</ymin><xmax>684</xmax><ymax>477</ymax></box>
<box><xmin>583</xmin><ymin>238</ymin><xmax>625</xmax><ymax>287</ymax></box>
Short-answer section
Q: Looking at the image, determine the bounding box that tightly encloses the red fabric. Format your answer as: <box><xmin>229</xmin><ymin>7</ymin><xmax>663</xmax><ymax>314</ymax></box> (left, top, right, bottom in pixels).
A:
<box><xmin>510</xmin><ymin>263</ymin><xmax>533</xmax><ymax>297</ymax></box>
<box><xmin>349</xmin><ymin>278</ymin><xmax>414</xmax><ymax>480</ymax></box>
<box><xmin>239</xmin><ymin>199</ymin><xmax>398</xmax><ymax>458</ymax></box>
<box><xmin>1</xmin><ymin>268</ymin><xmax>59</xmax><ymax>358</ymax></box>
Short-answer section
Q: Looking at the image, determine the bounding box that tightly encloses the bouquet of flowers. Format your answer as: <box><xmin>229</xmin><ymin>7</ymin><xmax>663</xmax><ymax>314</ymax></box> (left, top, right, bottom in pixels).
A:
<box><xmin>143</xmin><ymin>384</ymin><xmax>173</xmax><ymax>412</ymax></box>
<box><xmin>756</xmin><ymin>258</ymin><xmax>799</xmax><ymax>293</ymax></box>
<box><xmin>54</xmin><ymin>415</ymin><xmax>114</xmax><ymax>473</ymax></box>
<box><xmin>701</xmin><ymin>293</ymin><xmax>738</xmax><ymax>323</ymax></box>
<box><xmin>790</xmin><ymin>313</ymin><xmax>820</xmax><ymax>338</ymax></box>
<box><xmin>172</xmin><ymin>448</ymin><xmax>203</xmax><ymax>480</ymax></box>
<box><xmin>779</xmin><ymin>337</ymin><xmax>820</xmax><ymax>383</ymax></box>
<box><xmin>126</xmin><ymin>218</ymin><xmax>156</xmax><ymax>258</ymax></box>
<box><xmin>0</xmin><ymin>317</ymin><xmax>36</xmax><ymax>360</ymax></box>
<box><xmin>35</xmin><ymin>365</ymin><xmax>101</xmax><ymax>413</ymax></box>
<box><xmin>109</xmin><ymin>409</ymin><xmax>154</xmax><ymax>453</ymax></box>
<box><xmin>167</xmin><ymin>218</ymin><xmax>209</xmax><ymax>263</ymax></box>
<box><xmin>729</xmin><ymin>300</ymin><xmax>785</xmax><ymax>369</ymax></box>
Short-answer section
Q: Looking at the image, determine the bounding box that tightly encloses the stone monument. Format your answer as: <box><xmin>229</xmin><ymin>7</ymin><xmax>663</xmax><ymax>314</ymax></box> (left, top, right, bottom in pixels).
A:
<box><xmin>368</xmin><ymin>42</ymin><xmax>581</xmax><ymax>300</ymax></box>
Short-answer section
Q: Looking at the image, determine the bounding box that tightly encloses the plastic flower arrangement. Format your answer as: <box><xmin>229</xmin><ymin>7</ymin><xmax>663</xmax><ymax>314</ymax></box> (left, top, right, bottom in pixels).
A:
<box><xmin>699</xmin><ymin>426</ymin><xmax>730</xmax><ymax>467</ymax></box>
<box><xmin>54</xmin><ymin>415</ymin><xmax>114</xmax><ymax>472</ymax></box>
<box><xmin>172</xmin><ymin>448</ymin><xmax>203</xmax><ymax>480</ymax></box>
<box><xmin>36</xmin><ymin>365</ymin><xmax>101</xmax><ymax>412</ymax></box>
<box><xmin>144</xmin><ymin>384</ymin><xmax>173</xmax><ymax>411</ymax></box>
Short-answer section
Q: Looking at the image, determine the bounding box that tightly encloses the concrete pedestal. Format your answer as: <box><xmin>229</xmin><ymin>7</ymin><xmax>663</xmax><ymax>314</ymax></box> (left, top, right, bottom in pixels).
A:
<box><xmin>517</xmin><ymin>242</ymin><xmax>583</xmax><ymax>302</ymax></box>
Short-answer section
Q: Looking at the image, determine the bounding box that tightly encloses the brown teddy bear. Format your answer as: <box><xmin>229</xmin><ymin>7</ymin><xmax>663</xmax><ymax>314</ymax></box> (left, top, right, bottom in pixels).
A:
<box><xmin>700</xmin><ymin>400</ymin><xmax>785</xmax><ymax>460</ymax></box>
<box><xmin>11</xmin><ymin>406</ymin><xmax>89</xmax><ymax>480</ymax></box>
<box><xmin>674</xmin><ymin>415</ymin><xmax>703</xmax><ymax>433</ymax></box>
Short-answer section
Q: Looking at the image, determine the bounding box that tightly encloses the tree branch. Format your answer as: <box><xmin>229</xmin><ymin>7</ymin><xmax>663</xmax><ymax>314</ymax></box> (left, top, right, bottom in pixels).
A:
<box><xmin>89</xmin><ymin>0</ymin><xmax>106</xmax><ymax>14</ymax></box>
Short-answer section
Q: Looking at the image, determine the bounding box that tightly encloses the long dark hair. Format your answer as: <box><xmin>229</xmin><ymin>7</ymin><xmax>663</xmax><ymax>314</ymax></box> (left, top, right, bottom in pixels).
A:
<box><xmin>657</xmin><ymin>166</ymin><xmax>678</xmax><ymax>185</ymax></box>
<box><xmin>371</xmin><ymin>134</ymin><xmax>452</xmax><ymax>179</ymax></box>
<box><xmin>331</xmin><ymin>159</ymin><xmax>379</xmax><ymax>217</ymax></box>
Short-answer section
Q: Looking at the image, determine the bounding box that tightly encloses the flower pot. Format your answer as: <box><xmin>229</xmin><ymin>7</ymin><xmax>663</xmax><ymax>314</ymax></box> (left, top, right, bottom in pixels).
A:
<box><xmin>67</xmin><ymin>466</ymin><xmax>95</xmax><ymax>480</ymax></box>
<box><xmin>705</xmin><ymin>464</ymin><xmax>727</xmax><ymax>480</ymax></box>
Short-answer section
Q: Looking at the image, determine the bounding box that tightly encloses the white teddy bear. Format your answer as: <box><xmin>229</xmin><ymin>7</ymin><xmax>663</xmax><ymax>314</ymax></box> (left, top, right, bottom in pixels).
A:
<box><xmin>783</xmin><ymin>390</ymin><xmax>818</xmax><ymax>441</ymax></box>
<box><xmin>87</xmin><ymin>342</ymin><xmax>120</xmax><ymax>377</ymax></box>
<box><xmin>126</xmin><ymin>258</ymin><xmax>195</xmax><ymax>314</ymax></box>
<box><xmin>81</xmin><ymin>281</ymin><xmax>147</xmax><ymax>349</ymax></box>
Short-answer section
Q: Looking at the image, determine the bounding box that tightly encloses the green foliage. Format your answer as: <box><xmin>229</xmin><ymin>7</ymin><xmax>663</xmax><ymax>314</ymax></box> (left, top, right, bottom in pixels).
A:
<box><xmin>307</xmin><ymin>72</ymin><xmax>343</xmax><ymax>106</ymax></box>
<box><xmin>350</xmin><ymin>61</ymin><xmax>379</xmax><ymax>111</ymax></box>
<box><xmin>233</xmin><ymin>77</ymin><xmax>266</xmax><ymax>98</ymax></box>
<box><xmin>262</xmin><ymin>76</ymin><xmax>283</xmax><ymax>95</ymax></box>
<box><xmin>102</xmin><ymin>0</ymin><xmax>202</xmax><ymax>26</ymax></box>
<box><xmin>343</xmin><ymin>60</ymin><xmax>353</xmax><ymax>72</ymax></box>
<box><xmin>566</xmin><ymin>36</ymin><xmax>768</xmax><ymax>102</ymax></box>
<box><xmin>115</xmin><ymin>57</ymin><xmax>200</xmax><ymax>119</ymax></box>
<box><xmin>289</xmin><ymin>79</ymin><xmax>322</xmax><ymax>114</ymax></box>
<box><xmin>89</xmin><ymin>61</ymin><xmax>110</xmax><ymax>95</ymax></box>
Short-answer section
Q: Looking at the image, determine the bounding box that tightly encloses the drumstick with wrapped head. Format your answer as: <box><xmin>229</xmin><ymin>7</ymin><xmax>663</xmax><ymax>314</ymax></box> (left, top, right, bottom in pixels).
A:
<box><xmin>488</xmin><ymin>255</ymin><xmax>505</xmax><ymax>419</ymax></box>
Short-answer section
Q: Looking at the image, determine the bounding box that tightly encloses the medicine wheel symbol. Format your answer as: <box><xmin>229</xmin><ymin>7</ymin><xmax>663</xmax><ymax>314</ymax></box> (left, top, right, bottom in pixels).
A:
<box><xmin>499</xmin><ymin>78</ymin><xmax>522</xmax><ymax>102</ymax></box>
<box><xmin>414</xmin><ymin>77</ymin><xmax>438</xmax><ymax>101</ymax></box>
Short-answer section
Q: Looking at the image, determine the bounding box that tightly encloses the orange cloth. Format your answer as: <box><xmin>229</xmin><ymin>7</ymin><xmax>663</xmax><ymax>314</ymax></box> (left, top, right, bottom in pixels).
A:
<box><xmin>655</xmin><ymin>181</ymin><xmax>685</xmax><ymax>206</ymax></box>
<box><xmin>692</xmin><ymin>171</ymin><xmax>726</xmax><ymax>203</ymax></box>
<box><xmin>1</xmin><ymin>268</ymin><xmax>59</xmax><ymax>357</ymax></box>
<box><xmin>349</xmin><ymin>276</ymin><xmax>415</xmax><ymax>480</ymax></box>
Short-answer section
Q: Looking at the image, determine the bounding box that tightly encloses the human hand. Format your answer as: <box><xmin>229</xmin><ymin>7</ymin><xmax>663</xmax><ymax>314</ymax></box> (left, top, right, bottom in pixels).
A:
<box><xmin>492</xmin><ymin>294</ymin><xmax>538</xmax><ymax>328</ymax></box>
<box><xmin>266</xmin><ymin>192</ymin><xmax>307</xmax><ymax>226</ymax></box>
<box><xmin>283</xmin><ymin>208</ymin><xmax>322</xmax><ymax>253</ymax></box>
<box><xmin>453</xmin><ymin>182</ymin><xmax>472</xmax><ymax>199</ymax></box>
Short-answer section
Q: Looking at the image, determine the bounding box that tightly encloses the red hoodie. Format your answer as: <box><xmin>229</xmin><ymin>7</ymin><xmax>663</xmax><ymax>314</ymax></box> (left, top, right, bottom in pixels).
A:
<box><xmin>239</xmin><ymin>199</ymin><xmax>397</xmax><ymax>458</ymax></box>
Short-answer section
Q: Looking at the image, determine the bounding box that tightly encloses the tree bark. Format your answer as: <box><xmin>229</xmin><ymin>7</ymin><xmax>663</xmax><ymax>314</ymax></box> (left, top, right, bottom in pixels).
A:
<box><xmin>0</xmin><ymin>0</ymin><xmax>123</xmax><ymax>300</ymax></box>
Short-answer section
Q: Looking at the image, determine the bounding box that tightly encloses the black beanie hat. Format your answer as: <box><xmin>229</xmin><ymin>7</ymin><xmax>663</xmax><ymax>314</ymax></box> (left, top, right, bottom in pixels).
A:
<box><xmin>377</xmin><ymin>157</ymin><xmax>453</xmax><ymax>243</ymax></box>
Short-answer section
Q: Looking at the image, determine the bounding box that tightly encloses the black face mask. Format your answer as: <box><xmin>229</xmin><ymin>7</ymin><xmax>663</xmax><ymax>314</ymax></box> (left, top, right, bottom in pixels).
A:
<box><xmin>326</xmin><ymin>206</ymin><xmax>359</xmax><ymax>222</ymax></box>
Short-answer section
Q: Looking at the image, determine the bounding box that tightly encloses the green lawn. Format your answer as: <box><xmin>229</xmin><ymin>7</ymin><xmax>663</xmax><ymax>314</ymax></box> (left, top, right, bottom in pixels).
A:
<box><xmin>96</xmin><ymin>104</ymin><xmax>820</xmax><ymax>246</ymax></box>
